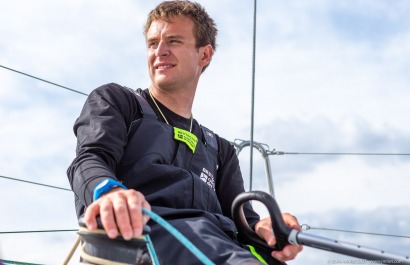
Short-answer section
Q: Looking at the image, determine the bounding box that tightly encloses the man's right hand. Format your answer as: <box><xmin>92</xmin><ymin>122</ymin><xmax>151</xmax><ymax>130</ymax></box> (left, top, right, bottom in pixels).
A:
<box><xmin>84</xmin><ymin>188</ymin><xmax>151</xmax><ymax>240</ymax></box>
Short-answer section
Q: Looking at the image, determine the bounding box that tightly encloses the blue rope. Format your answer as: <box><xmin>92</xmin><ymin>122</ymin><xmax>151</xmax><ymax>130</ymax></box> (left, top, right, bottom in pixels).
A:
<box><xmin>142</xmin><ymin>208</ymin><xmax>215</xmax><ymax>265</ymax></box>
<box><xmin>145</xmin><ymin>234</ymin><xmax>160</xmax><ymax>265</ymax></box>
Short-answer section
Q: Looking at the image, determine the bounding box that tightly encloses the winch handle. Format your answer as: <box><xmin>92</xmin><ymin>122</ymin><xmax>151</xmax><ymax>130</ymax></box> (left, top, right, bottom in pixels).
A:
<box><xmin>232</xmin><ymin>191</ymin><xmax>291</xmax><ymax>251</ymax></box>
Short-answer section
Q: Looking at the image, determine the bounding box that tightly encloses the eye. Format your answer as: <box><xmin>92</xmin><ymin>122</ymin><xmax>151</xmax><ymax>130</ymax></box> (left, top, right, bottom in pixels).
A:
<box><xmin>169</xmin><ymin>39</ymin><xmax>181</xmax><ymax>44</ymax></box>
<box><xmin>147</xmin><ymin>41</ymin><xmax>158</xmax><ymax>48</ymax></box>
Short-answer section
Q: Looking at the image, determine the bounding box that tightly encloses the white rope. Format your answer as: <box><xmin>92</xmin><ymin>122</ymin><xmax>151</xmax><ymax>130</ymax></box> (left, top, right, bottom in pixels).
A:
<box><xmin>62</xmin><ymin>235</ymin><xmax>81</xmax><ymax>265</ymax></box>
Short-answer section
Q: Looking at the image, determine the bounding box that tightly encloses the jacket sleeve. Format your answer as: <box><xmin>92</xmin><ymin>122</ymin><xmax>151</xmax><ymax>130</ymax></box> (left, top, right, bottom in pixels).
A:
<box><xmin>66</xmin><ymin>83</ymin><xmax>140</xmax><ymax>211</ymax></box>
<box><xmin>215</xmin><ymin>137</ymin><xmax>261</xmax><ymax>229</ymax></box>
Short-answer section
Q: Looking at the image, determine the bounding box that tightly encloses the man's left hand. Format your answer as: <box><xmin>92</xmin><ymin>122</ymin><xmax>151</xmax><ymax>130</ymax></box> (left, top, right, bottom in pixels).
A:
<box><xmin>254</xmin><ymin>213</ymin><xmax>303</xmax><ymax>262</ymax></box>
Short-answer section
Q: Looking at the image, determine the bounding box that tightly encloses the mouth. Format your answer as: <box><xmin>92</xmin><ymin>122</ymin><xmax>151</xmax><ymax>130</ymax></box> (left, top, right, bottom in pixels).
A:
<box><xmin>155</xmin><ymin>64</ymin><xmax>175</xmax><ymax>70</ymax></box>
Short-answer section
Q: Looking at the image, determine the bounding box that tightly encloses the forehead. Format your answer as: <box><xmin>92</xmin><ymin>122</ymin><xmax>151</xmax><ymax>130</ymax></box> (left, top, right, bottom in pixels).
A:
<box><xmin>146</xmin><ymin>16</ymin><xmax>195</xmax><ymax>39</ymax></box>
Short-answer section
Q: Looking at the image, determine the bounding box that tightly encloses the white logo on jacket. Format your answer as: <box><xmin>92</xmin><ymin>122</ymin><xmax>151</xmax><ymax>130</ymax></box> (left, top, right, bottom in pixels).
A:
<box><xmin>200</xmin><ymin>167</ymin><xmax>215</xmax><ymax>190</ymax></box>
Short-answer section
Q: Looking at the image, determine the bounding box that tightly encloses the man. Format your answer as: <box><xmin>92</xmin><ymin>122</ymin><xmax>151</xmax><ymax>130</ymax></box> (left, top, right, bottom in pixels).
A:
<box><xmin>67</xmin><ymin>1</ymin><xmax>302</xmax><ymax>264</ymax></box>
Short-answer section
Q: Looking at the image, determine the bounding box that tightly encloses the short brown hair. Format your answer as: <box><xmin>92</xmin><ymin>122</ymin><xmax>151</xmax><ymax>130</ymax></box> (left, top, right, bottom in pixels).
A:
<box><xmin>144</xmin><ymin>1</ymin><xmax>218</xmax><ymax>52</ymax></box>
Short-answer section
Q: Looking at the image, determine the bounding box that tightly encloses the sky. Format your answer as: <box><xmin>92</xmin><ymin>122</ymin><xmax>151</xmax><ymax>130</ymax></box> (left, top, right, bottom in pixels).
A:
<box><xmin>0</xmin><ymin>0</ymin><xmax>409</xmax><ymax>264</ymax></box>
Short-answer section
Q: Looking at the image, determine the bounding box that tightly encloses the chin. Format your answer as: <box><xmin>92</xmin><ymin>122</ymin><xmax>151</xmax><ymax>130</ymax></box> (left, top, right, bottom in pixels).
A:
<box><xmin>153</xmin><ymin>79</ymin><xmax>175</xmax><ymax>89</ymax></box>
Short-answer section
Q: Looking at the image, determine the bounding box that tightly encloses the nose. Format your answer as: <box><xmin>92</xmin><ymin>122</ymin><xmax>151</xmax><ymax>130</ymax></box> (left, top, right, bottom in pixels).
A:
<box><xmin>155</xmin><ymin>41</ymin><xmax>170</xmax><ymax>57</ymax></box>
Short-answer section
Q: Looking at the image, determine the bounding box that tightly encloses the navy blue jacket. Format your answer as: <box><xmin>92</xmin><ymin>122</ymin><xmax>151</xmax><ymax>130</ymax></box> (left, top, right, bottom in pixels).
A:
<box><xmin>67</xmin><ymin>83</ymin><xmax>267</xmax><ymax>264</ymax></box>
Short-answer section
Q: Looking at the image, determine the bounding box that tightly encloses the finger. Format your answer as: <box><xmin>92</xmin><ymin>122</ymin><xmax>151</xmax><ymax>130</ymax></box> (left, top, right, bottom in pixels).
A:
<box><xmin>271</xmin><ymin>250</ymin><xmax>285</xmax><ymax>262</ymax></box>
<box><xmin>99</xmin><ymin>198</ymin><xmax>119</xmax><ymax>239</ymax></box>
<box><xmin>282</xmin><ymin>213</ymin><xmax>301</xmax><ymax>230</ymax></box>
<box><xmin>84</xmin><ymin>202</ymin><xmax>100</xmax><ymax>230</ymax></box>
<box><xmin>272</xmin><ymin>245</ymin><xmax>303</xmax><ymax>262</ymax></box>
<box><xmin>261</xmin><ymin>228</ymin><xmax>276</xmax><ymax>246</ymax></box>
<box><xmin>255</xmin><ymin>218</ymin><xmax>276</xmax><ymax>246</ymax></box>
<box><xmin>112</xmin><ymin>192</ymin><xmax>134</xmax><ymax>240</ymax></box>
<box><xmin>127</xmin><ymin>190</ymin><xmax>148</xmax><ymax>237</ymax></box>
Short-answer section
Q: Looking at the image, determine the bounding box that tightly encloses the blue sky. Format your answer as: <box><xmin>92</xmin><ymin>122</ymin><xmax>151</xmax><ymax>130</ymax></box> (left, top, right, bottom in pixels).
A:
<box><xmin>0</xmin><ymin>0</ymin><xmax>409</xmax><ymax>264</ymax></box>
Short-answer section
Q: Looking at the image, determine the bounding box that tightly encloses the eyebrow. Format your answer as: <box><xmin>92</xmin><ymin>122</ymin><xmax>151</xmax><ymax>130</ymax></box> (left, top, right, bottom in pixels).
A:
<box><xmin>146</xmin><ymin>34</ymin><xmax>185</xmax><ymax>42</ymax></box>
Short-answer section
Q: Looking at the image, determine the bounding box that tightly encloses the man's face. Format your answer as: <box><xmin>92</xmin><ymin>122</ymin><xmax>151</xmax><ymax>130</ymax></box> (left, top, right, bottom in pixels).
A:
<box><xmin>146</xmin><ymin>16</ymin><xmax>211</xmax><ymax>91</ymax></box>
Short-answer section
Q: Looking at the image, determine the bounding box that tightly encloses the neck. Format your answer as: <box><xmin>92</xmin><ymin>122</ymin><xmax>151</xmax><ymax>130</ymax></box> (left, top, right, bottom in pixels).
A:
<box><xmin>148</xmin><ymin>85</ymin><xmax>195</xmax><ymax>119</ymax></box>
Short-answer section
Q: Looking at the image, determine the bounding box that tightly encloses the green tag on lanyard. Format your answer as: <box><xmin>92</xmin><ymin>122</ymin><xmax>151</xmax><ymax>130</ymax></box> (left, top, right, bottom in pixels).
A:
<box><xmin>174</xmin><ymin>127</ymin><xmax>198</xmax><ymax>153</ymax></box>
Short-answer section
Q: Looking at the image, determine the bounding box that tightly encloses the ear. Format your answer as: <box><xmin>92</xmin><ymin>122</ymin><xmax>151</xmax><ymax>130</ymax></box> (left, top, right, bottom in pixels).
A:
<box><xmin>199</xmin><ymin>44</ymin><xmax>214</xmax><ymax>67</ymax></box>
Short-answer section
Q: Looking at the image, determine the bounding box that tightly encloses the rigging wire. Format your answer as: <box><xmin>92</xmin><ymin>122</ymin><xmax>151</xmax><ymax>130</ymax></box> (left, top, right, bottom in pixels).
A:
<box><xmin>270</xmin><ymin>151</ymin><xmax>410</xmax><ymax>156</ymax></box>
<box><xmin>0</xmin><ymin>176</ymin><xmax>77</xmax><ymax>236</ymax></box>
<box><xmin>0</xmin><ymin>175</ymin><xmax>71</xmax><ymax>191</ymax></box>
<box><xmin>301</xmin><ymin>224</ymin><xmax>410</xmax><ymax>239</ymax></box>
<box><xmin>0</xmin><ymin>259</ymin><xmax>43</xmax><ymax>265</ymax></box>
<box><xmin>0</xmin><ymin>229</ymin><xmax>77</xmax><ymax>235</ymax></box>
<box><xmin>0</xmin><ymin>64</ymin><xmax>88</xmax><ymax>96</ymax></box>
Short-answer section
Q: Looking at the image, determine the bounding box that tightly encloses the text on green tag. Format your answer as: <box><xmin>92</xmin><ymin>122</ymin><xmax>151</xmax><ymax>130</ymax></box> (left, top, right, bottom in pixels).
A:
<box><xmin>174</xmin><ymin>127</ymin><xmax>198</xmax><ymax>153</ymax></box>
